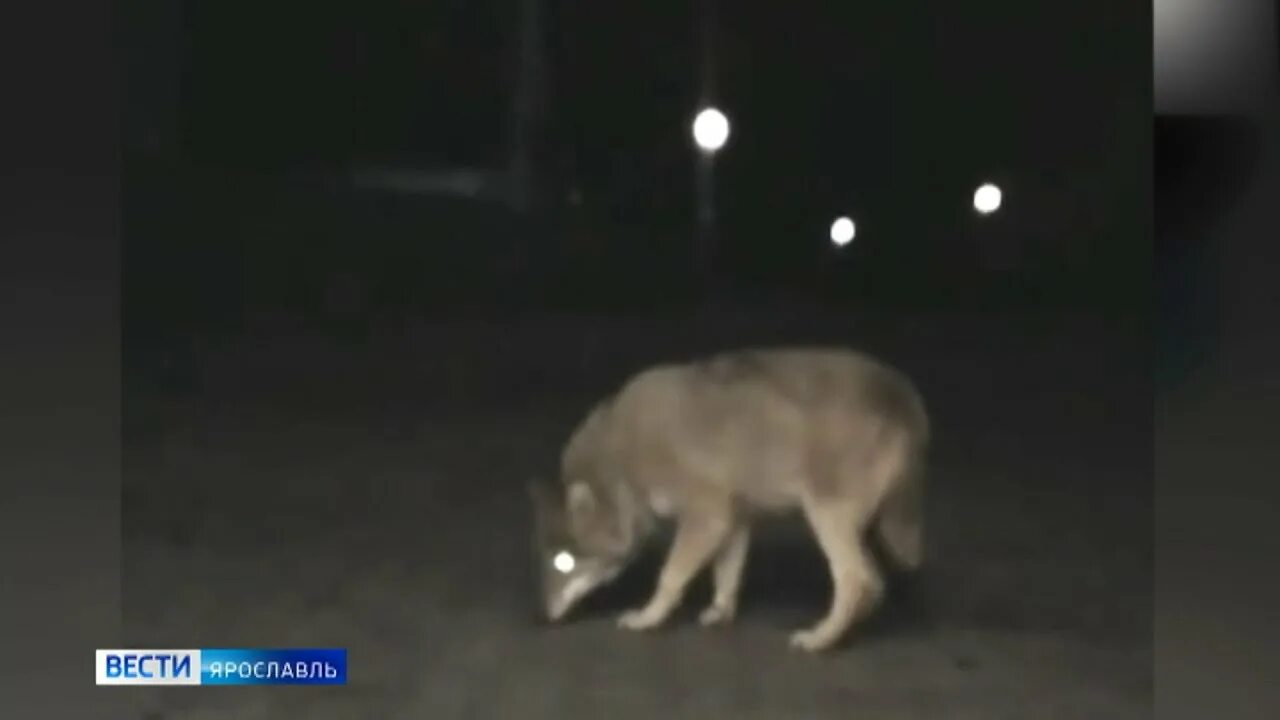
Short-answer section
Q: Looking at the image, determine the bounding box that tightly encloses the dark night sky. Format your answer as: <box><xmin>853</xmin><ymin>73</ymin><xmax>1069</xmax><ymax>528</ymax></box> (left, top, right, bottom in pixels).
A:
<box><xmin>122</xmin><ymin>0</ymin><xmax>1149</xmax><ymax>319</ymax></box>
<box><xmin>149</xmin><ymin>0</ymin><xmax>1145</xmax><ymax>186</ymax></box>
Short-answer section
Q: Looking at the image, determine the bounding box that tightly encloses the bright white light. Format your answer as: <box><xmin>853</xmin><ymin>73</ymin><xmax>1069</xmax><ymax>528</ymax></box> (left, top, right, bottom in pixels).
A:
<box><xmin>973</xmin><ymin>183</ymin><xmax>1003</xmax><ymax>215</ymax></box>
<box><xmin>692</xmin><ymin>108</ymin><xmax>731</xmax><ymax>153</ymax></box>
<box><xmin>553</xmin><ymin>550</ymin><xmax>576</xmax><ymax>574</ymax></box>
<box><xmin>830</xmin><ymin>216</ymin><xmax>856</xmax><ymax>247</ymax></box>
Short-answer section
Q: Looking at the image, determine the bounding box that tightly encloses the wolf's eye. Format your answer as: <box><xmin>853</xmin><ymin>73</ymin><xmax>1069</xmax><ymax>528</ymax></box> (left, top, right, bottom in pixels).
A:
<box><xmin>552</xmin><ymin>550</ymin><xmax>576</xmax><ymax>574</ymax></box>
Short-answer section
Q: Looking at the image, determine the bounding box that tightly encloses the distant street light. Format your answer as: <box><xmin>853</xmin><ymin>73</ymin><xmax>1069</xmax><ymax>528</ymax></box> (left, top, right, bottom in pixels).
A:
<box><xmin>692</xmin><ymin>107</ymin><xmax>731</xmax><ymax>154</ymax></box>
<box><xmin>973</xmin><ymin>182</ymin><xmax>1003</xmax><ymax>215</ymax></box>
<box><xmin>830</xmin><ymin>216</ymin><xmax>856</xmax><ymax>247</ymax></box>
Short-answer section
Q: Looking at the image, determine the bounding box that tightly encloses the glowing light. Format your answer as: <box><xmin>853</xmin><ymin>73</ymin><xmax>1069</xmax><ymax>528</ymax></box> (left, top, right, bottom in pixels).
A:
<box><xmin>692</xmin><ymin>108</ymin><xmax>731</xmax><ymax>153</ymax></box>
<box><xmin>830</xmin><ymin>216</ymin><xmax>856</xmax><ymax>247</ymax></box>
<box><xmin>553</xmin><ymin>551</ymin><xmax>576</xmax><ymax>574</ymax></box>
<box><xmin>973</xmin><ymin>183</ymin><xmax>1003</xmax><ymax>215</ymax></box>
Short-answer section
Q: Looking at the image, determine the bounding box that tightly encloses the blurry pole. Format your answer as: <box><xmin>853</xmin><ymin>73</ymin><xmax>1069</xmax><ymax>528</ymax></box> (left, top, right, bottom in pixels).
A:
<box><xmin>503</xmin><ymin>0</ymin><xmax>549</xmax><ymax>302</ymax></box>
<box><xmin>695</xmin><ymin>0</ymin><xmax>718</xmax><ymax>284</ymax></box>
<box><xmin>696</xmin><ymin>145</ymin><xmax>716</xmax><ymax>268</ymax></box>
<box><xmin>125</xmin><ymin>0</ymin><xmax>186</xmax><ymax>161</ymax></box>
<box><xmin>509</xmin><ymin>0</ymin><xmax>547</xmax><ymax>214</ymax></box>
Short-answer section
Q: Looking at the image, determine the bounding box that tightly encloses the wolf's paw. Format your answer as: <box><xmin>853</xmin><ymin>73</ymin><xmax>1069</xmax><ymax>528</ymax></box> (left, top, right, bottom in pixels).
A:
<box><xmin>616</xmin><ymin>607</ymin><xmax>664</xmax><ymax>632</ymax></box>
<box><xmin>698</xmin><ymin>603</ymin><xmax>736</xmax><ymax>627</ymax></box>
<box><xmin>788</xmin><ymin>627</ymin><xmax>838</xmax><ymax>653</ymax></box>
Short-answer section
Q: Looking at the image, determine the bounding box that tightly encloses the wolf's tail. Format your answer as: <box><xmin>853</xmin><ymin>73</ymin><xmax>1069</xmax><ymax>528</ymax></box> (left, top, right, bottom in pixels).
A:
<box><xmin>874</xmin><ymin>431</ymin><xmax>927</xmax><ymax>573</ymax></box>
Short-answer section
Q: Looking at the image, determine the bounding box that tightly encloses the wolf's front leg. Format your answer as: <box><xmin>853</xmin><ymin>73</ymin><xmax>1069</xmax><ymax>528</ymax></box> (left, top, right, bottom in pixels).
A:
<box><xmin>699</xmin><ymin>523</ymin><xmax>750</xmax><ymax>626</ymax></box>
<box><xmin>618</xmin><ymin>510</ymin><xmax>731</xmax><ymax>632</ymax></box>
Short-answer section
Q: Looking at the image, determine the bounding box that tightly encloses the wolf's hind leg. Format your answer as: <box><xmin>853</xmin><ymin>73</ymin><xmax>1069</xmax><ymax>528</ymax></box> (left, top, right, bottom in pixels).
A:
<box><xmin>699</xmin><ymin>522</ymin><xmax>751</xmax><ymax>626</ymax></box>
<box><xmin>790</xmin><ymin>497</ymin><xmax>883</xmax><ymax>653</ymax></box>
<box><xmin>618</xmin><ymin>505</ymin><xmax>732</xmax><ymax>632</ymax></box>
<box><xmin>874</xmin><ymin>462</ymin><xmax>925</xmax><ymax>573</ymax></box>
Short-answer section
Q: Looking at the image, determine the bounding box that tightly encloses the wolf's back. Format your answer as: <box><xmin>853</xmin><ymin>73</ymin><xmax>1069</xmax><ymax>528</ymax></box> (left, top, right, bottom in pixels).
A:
<box><xmin>575</xmin><ymin>348</ymin><xmax>927</xmax><ymax>517</ymax></box>
<box><xmin>692</xmin><ymin>347</ymin><xmax>928</xmax><ymax>443</ymax></box>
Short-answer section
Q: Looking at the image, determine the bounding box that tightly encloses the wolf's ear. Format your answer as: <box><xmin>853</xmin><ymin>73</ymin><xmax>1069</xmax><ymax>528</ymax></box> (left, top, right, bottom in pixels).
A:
<box><xmin>566</xmin><ymin>482</ymin><xmax>596</xmax><ymax>515</ymax></box>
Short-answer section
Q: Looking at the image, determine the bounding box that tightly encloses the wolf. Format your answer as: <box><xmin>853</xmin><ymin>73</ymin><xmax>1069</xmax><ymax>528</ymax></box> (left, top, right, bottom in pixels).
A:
<box><xmin>529</xmin><ymin>347</ymin><xmax>930</xmax><ymax>652</ymax></box>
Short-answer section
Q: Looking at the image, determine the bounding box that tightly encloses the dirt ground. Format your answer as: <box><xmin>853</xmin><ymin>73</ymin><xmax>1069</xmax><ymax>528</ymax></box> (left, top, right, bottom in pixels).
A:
<box><xmin>122</xmin><ymin>307</ymin><xmax>1151</xmax><ymax>719</ymax></box>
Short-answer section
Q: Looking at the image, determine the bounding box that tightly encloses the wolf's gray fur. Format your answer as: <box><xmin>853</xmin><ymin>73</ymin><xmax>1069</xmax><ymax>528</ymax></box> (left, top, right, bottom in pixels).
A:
<box><xmin>529</xmin><ymin>347</ymin><xmax>929</xmax><ymax>652</ymax></box>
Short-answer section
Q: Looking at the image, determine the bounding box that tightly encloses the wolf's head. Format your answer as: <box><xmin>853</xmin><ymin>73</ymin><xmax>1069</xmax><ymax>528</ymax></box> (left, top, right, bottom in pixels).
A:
<box><xmin>528</xmin><ymin>477</ymin><xmax>640</xmax><ymax>622</ymax></box>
